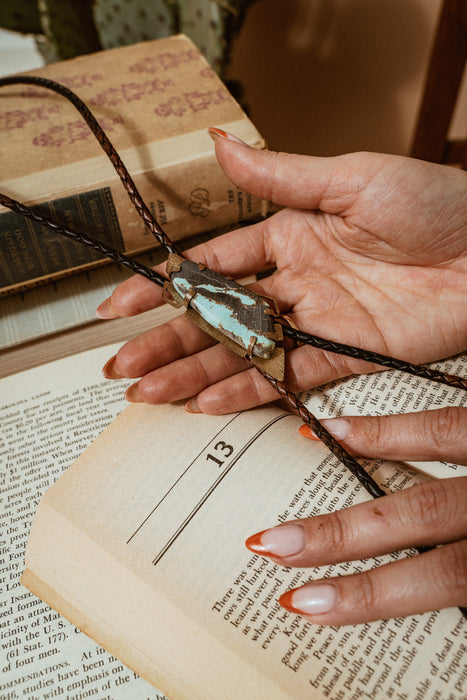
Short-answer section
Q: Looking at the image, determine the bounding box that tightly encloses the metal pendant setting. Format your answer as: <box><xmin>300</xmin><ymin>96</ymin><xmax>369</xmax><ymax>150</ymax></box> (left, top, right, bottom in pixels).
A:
<box><xmin>162</xmin><ymin>254</ymin><xmax>285</xmax><ymax>380</ymax></box>
<box><xmin>167</xmin><ymin>256</ymin><xmax>277</xmax><ymax>359</ymax></box>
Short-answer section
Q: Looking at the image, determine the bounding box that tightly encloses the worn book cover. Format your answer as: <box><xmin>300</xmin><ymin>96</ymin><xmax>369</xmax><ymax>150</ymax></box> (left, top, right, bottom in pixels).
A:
<box><xmin>0</xmin><ymin>34</ymin><xmax>265</xmax><ymax>295</ymax></box>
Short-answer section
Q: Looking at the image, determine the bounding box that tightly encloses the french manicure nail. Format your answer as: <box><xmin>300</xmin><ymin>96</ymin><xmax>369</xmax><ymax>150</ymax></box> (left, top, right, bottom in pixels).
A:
<box><xmin>208</xmin><ymin>127</ymin><xmax>248</xmax><ymax>146</ymax></box>
<box><xmin>245</xmin><ymin>523</ymin><xmax>305</xmax><ymax>558</ymax></box>
<box><xmin>299</xmin><ymin>424</ymin><xmax>320</xmax><ymax>441</ymax></box>
<box><xmin>279</xmin><ymin>583</ymin><xmax>337</xmax><ymax>616</ymax></box>
<box><xmin>102</xmin><ymin>356</ymin><xmax>122</xmax><ymax>380</ymax></box>
<box><xmin>320</xmin><ymin>418</ymin><xmax>351</xmax><ymax>441</ymax></box>
<box><xmin>185</xmin><ymin>397</ymin><xmax>201</xmax><ymax>413</ymax></box>
<box><xmin>125</xmin><ymin>383</ymin><xmax>142</xmax><ymax>403</ymax></box>
<box><xmin>96</xmin><ymin>297</ymin><xmax>117</xmax><ymax>319</ymax></box>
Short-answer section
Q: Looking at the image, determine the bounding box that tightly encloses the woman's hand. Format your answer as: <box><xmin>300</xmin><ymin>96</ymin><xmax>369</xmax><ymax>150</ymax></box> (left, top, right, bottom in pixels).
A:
<box><xmin>97</xmin><ymin>136</ymin><xmax>467</xmax><ymax>622</ymax></box>
<box><xmin>97</xmin><ymin>137</ymin><xmax>467</xmax><ymax>416</ymax></box>
<box><xmin>246</xmin><ymin>437</ymin><xmax>467</xmax><ymax>625</ymax></box>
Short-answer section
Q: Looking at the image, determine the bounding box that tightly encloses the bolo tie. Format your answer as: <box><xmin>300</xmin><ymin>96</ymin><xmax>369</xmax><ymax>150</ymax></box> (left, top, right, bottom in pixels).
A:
<box><xmin>1</xmin><ymin>76</ymin><xmax>466</xmax><ymax>505</ymax></box>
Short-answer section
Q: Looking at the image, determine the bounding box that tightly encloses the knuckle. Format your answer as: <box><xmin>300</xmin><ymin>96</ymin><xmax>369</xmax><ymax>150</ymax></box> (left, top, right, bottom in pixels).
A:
<box><xmin>201</xmin><ymin>244</ymin><xmax>223</xmax><ymax>274</ymax></box>
<box><xmin>403</xmin><ymin>480</ymin><xmax>453</xmax><ymax>532</ymax></box>
<box><xmin>166</xmin><ymin>322</ymin><xmax>189</xmax><ymax>359</ymax></box>
<box><xmin>215</xmin><ymin>351</ymin><xmax>248</xmax><ymax>384</ymax></box>
<box><xmin>422</xmin><ymin>407</ymin><xmax>465</xmax><ymax>453</ymax></box>
<box><xmin>322</xmin><ymin>340</ymin><xmax>378</xmax><ymax>377</ymax></box>
<box><xmin>264</xmin><ymin>150</ymin><xmax>283</xmax><ymax>202</ymax></box>
<box><xmin>354</xmin><ymin>415</ymin><xmax>386</xmax><ymax>450</ymax></box>
<box><xmin>249</xmin><ymin>369</ymin><xmax>273</xmax><ymax>405</ymax></box>
<box><xmin>320</xmin><ymin>509</ymin><xmax>355</xmax><ymax>553</ymax></box>
<box><xmin>190</xmin><ymin>355</ymin><xmax>210</xmax><ymax>389</ymax></box>
<box><xmin>351</xmin><ymin>572</ymin><xmax>378</xmax><ymax>613</ymax></box>
<box><xmin>213</xmin><ymin>369</ymin><xmax>273</xmax><ymax>414</ymax></box>
<box><xmin>436</xmin><ymin>541</ymin><xmax>467</xmax><ymax>602</ymax></box>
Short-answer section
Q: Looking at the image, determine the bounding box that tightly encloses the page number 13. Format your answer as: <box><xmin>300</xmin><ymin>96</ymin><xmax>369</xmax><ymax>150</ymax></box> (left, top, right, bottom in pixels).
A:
<box><xmin>206</xmin><ymin>441</ymin><xmax>234</xmax><ymax>467</ymax></box>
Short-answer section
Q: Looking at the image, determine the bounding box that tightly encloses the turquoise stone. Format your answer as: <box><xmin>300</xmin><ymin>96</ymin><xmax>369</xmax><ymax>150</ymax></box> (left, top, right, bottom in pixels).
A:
<box><xmin>170</xmin><ymin>260</ymin><xmax>276</xmax><ymax>359</ymax></box>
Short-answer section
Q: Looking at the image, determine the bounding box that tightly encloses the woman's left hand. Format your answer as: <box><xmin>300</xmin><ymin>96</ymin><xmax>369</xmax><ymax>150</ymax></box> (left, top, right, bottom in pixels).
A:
<box><xmin>246</xmin><ymin>411</ymin><xmax>467</xmax><ymax>625</ymax></box>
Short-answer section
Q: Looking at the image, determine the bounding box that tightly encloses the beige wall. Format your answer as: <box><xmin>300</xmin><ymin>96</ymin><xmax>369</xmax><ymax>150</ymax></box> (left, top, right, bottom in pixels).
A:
<box><xmin>227</xmin><ymin>0</ymin><xmax>466</xmax><ymax>157</ymax></box>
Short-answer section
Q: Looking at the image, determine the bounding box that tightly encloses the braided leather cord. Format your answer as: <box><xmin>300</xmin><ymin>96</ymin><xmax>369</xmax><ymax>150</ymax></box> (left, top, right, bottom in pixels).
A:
<box><xmin>282</xmin><ymin>326</ymin><xmax>467</xmax><ymax>391</ymax></box>
<box><xmin>0</xmin><ymin>192</ymin><xmax>166</xmax><ymax>288</ymax></box>
<box><xmin>1</xmin><ymin>184</ymin><xmax>386</xmax><ymax>502</ymax></box>
<box><xmin>259</xmin><ymin>366</ymin><xmax>467</xmax><ymax>622</ymax></box>
<box><xmin>2</xmin><ymin>74</ymin><xmax>466</xmax><ymax>620</ymax></box>
<box><xmin>0</xmin><ymin>75</ymin><xmax>179</xmax><ymax>256</ymax></box>
<box><xmin>257</xmin><ymin>368</ymin><xmax>385</xmax><ymax>499</ymax></box>
<box><xmin>2</xmin><ymin>75</ymin><xmax>466</xmax><ymax>504</ymax></box>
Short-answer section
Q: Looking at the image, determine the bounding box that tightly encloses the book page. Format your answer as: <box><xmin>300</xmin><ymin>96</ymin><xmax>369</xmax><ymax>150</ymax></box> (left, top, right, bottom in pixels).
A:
<box><xmin>0</xmin><ymin>250</ymin><xmax>172</xmax><ymax>350</ymax></box>
<box><xmin>0</xmin><ymin>345</ymin><xmax>169</xmax><ymax>699</ymax></box>
<box><xmin>22</xmin><ymin>367</ymin><xmax>467</xmax><ymax>699</ymax></box>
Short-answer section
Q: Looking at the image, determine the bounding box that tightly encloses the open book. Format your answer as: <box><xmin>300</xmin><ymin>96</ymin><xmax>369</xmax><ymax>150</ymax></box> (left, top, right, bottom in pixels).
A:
<box><xmin>1</xmin><ymin>345</ymin><xmax>466</xmax><ymax>699</ymax></box>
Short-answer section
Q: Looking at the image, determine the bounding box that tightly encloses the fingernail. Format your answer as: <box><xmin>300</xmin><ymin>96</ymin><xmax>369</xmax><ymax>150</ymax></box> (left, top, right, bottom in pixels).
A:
<box><xmin>125</xmin><ymin>383</ymin><xmax>142</xmax><ymax>403</ymax></box>
<box><xmin>102</xmin><ymin>355</ymin><xmax>122</xmax><ymax>379</ymax></box>
<box><xmin>245</xmin><ymin>523</ymin><xmax>305</xmax><ymax>558</ymax></box>
<box><xmin>96</xmin><ymin>297</ymin><xmax>117</xmax><ymax>319</ymax></box>
<box><xmin>185</xmin><ymin>397</ymin><xmax>201</xmax><ymax>413</ymax></box>
<box><xmin>279</xmin><ymin>584</ymin><xmax>337</xmax><ymax>616</ymax></box>
<box><xmin>320</xmin><ymin>418</ymin><xmax>351</xmax><ymax>441</ymax></box>
<box><xmin>299</xmin><ymin>424</ymin><xmax>320</xmax><ymax>441</ymax></box>
<box><xmin>208</xmin><ymin>127</ymin><xmax>248</xmax><ymax>146</ymax></box>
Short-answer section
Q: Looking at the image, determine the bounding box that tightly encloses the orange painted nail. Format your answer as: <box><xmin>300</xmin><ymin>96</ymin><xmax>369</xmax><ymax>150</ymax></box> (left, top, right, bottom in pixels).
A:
<box><xmin>207</xmin><ymin>127</ymin><xmax>248</xmax><ymax>146</ymax></box>
<box><xmin>96</xmin><ymin>297</ymin><xmax>117</xmax><ymax>319</ymax></box>
<box><xmin>245</xmin><ymin>530</ymin><xmax>272</xmax><ymax>556</ymax></box>
<box><xmin>102</xmin><ymin>355</ymin><xmax>122</xmax><ymax>379</ymax></box>
<box><xmin>280</xmin><ymin>584</ymin><xmax>337</xmax><ymax>615</ymax></box>
<box><xmin>246</xmin><ymin>524</ymin><xmax>305</xmax><ymax>558</ymax></box>
<box><xmin>299</xmin><ymin>424</ymin><xmax>320</xmax><ymax>441</ymax></box>
<box><xmin>278</xmin><ymin>589</ymin><xmax>301</xmax><ymax>615</ymax></box>
<box><xmin>125</xmin><ymin>383</ymin><xmax>142</xmax><ymax>403</ymax></box>
<box><xmin>184</xmin><ymin>398</ymin><xmax>201</xmax><ymax>413</ymax></box>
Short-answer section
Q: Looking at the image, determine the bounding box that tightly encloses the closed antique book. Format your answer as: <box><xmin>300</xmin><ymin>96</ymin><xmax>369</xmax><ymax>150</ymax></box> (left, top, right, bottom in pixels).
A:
<box><xmin>0</xmin><ymin>34</ymin><xmax>265</xmax><ymax>295</ymax></box>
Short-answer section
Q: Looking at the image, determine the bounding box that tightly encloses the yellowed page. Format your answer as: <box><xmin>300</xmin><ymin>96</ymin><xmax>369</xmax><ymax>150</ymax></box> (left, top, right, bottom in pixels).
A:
<box><xmin>1</xmin><ymin>345</ymin><xmax>168</xmax><ymax>699</ymax></box>
<box><xmin>22</xmin><ymin>393</ymin><xmax>467</xmax><ymax>699</ymax></box>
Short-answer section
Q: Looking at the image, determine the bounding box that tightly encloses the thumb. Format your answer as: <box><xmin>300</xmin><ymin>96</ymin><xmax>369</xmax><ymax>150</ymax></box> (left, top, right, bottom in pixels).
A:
<box><xmin>300</xmin><ymin>406</ymin><xmax>467</xmax><ymax>466</ymax></box>
<box><xmin>209</xmin><ymin>128</ymin><xmax>383</xmax><ymax>212</ymax></box>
